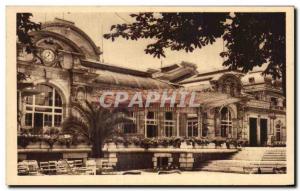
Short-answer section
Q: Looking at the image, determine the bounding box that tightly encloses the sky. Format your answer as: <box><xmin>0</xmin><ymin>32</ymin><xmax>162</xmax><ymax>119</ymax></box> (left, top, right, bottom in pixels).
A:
<box><xmin>31</xmin><ymin>12</ymin><xmax>228</xmax><ymax>72</ymax></box>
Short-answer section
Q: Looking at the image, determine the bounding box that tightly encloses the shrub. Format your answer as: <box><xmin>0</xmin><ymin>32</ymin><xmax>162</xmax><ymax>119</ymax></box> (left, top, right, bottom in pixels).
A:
<box><xmin>115</xmin><ymin>136</ymin><xmax>125</xmax><ymax>144</ymax></box>
<box><xmin>212</xmin><ymin>137</ymin><xmax>226</xmax><ymax>148</ymax></box>
<box><xmin>44</xmin><ymin>126</ymin><xmax>60</xmax><ymax>135</ymax></box>
<box><xmin>170</xmin><ymin>137</ymin><xmax>182</xmax><ymax>148</ymax></box>
<box><xmin>237</xmin><ymin>138</ymin><xmax>248</xmax><ymax>147</ymax></box>
<box><xmin>17</xmin><ymin>135</ymin><xmax>30</xmax><ymax>148</ymax></box>
<box><xmin>43</xmin><ymin>137</ymin><xmax>58</xmax><ymax>149</ymax></box>
<box><xmin>131</xmin><ymin>137</ymin><xmax>141</xmax><ymax>146</ymax></box>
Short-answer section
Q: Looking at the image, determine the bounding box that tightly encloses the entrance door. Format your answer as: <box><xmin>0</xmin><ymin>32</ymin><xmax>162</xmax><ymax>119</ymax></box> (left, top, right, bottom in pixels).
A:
<box><xmin>249</xmin><ymin>118</ymin><xmax>257</xmax><ymax>146</ymax></box>
<box><xmin>260</xmin><ymin>119</ymin><xmax>268</xmax><ymax>146</ymax></box>
<box><xmin>147</xmin><ymin>125</ymin><xmax>158</xmax><ymax>137</ymax></box>
<box><xmin>34</xmin><ymin>113</ymin><xmax>43</xmax><ymax>134</ymax></box>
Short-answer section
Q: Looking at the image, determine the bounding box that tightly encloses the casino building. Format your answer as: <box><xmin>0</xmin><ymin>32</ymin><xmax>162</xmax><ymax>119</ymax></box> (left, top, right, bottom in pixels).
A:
<box><xmin>17</xmin><ymin>18</ymin><xmax>286</xmax><ymax>165</ymax></box>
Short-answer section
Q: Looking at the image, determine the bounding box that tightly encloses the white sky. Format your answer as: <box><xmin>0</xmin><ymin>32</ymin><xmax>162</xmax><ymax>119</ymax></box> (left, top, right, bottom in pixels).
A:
<box><xmin>32</xmin><ymin>12</ymin><xmax>228</xmax><ymax>72</ymax></box>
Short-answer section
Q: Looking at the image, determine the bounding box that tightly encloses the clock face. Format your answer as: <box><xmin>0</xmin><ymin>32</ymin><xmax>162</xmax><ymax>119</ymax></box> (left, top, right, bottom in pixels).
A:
<box><xmin>41</xmin><ymin>49</ymin><xmax>55</xmax><ymax>63</ymax></box>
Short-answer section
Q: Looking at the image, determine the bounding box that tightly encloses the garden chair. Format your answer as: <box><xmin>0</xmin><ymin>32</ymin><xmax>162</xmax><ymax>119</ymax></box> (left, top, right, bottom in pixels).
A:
<box><xmin>39</xmin><ymin>161</ymin><xmax>50</xmax><ymax>174</ymax></box>
<box><xmin>56</xmin><ymin>160</ymin><xmax>68</xmax><ymax>175</ymax></box>
<box><xmin>48</xmin><ymin>161</ymin><xmax>57</xmax><ymax>175</ymax></box>
<box><xmin>85</xmin><ymin>160</ymin><xmax>97</xmax><ymax>175</ymax></box>
<box><xmin>74</xmin><ymin>160</ymin><xmax>83</xmax><ymax>168</ymax></box>
<box><xmin>101</xmin><ymin>160</ymin><xmax>114</xmax><ymax>175</ymax></box>
<box><xmin>18</xmin><ymin>161</ymin><xmax>29</xmax><ymax>175</ymax></box>
<box><xmin>24</xmin><ymin>160</ymin><xmax>39</xmax><ymax>175</ymax></box>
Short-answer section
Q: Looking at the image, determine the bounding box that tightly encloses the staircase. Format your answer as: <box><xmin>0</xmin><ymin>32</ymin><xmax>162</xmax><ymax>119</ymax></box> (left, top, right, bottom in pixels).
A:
<box><xmin>261</xmin><ymin>149</ymin><xmax>286</xmax><ymax>161</ymax></box>
<box><xmin>197</xmin><ymin>147</ymin><xmax>286</xmax><ymax>174</ymax></box>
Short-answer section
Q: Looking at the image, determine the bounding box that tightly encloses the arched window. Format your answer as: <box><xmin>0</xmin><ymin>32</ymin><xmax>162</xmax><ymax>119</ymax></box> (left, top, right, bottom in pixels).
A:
<box><xmin>220</xmin><ymin>107</ymin><xmax>232</xmax><ymax>137</ymax></box>
<box><xmin>24</xmin><ymin>84</ymin><xmax>64</xmax><ymax>134</ymax></box>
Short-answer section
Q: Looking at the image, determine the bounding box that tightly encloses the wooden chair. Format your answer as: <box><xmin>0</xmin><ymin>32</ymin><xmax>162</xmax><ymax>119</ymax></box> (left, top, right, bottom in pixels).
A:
<box><xmin>39</xmin><ymin>162</ymin><xmax>50</xmax><ymax>174</ymax></box>
<box><xmin>48</xmin><ymin>161</ymin><xmax>57</xmax><ymax>175</ymax></box>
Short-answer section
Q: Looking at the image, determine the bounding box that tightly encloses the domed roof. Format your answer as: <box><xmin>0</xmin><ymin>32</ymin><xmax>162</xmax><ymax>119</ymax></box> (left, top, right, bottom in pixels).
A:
<box><xmin>41</xmin><ymin>18</ymin><xmax>101</xmax><ymax>60</ymax></box>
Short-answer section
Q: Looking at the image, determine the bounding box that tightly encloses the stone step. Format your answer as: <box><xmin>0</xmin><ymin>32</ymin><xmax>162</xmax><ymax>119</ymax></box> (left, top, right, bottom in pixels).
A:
<box><xmin>262</xmin><ymin>158</ymin><xmax>286</xmax><ymax>161</ymax></box>
<box><xmin>263</xmin><ymin>155</ymin><xmax>286</xmax><ymax>157</ymax></box>
<box><xmin>263</xmin><ymin>155</ymin><xmax>286</xmax><ymax>158</ymax></box>
<box><xmin>201</xmin><ymin>160</ymin><xmax>285</xmax><ymax>168</ymax></box>
<box><xmin>195</xmin><ymin>147</ymin><xmax>287</xmax><ymax>174</ymax></box>
<box><xmin>201</xmin><ymin>166</ymin><xmax>245</xmax><ymax>173</ymax></box>
<box><xmin>198</xmin><ymin>159</ymin><xmax>286</xmax><ymax>174</ymax></box>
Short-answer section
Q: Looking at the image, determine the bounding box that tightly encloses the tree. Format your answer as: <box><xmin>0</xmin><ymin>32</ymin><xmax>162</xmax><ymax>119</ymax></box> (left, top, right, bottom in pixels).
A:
<box><xmin>17</xmin><ymin>13</ymin><xmax>41</xmax><ymax>54</ymax></box>
<box><xmin>62</xmin><ymin>101</ymin><xmax>132</xmax><ymax>158</ymax></box>
<box><xmin>17</xmin><ymin>13</ymin><xmax>41</xmax><ymax>81</ymax></box>
<box><xmin>104</xmin><ymin>13</ymin><xmax>286</xmax><ymax>93</ymax></box>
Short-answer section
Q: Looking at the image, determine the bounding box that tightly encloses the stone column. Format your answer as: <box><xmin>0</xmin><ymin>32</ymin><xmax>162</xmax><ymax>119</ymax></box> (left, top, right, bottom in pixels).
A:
<box><xmin>104</xmin><ymin>152</ymin><xmax>118</xmax><ymax>168</ymax></box>
<box><xmin>158</xmin><ymin>110</ymin><xmax>164</xmax><ymax>137</ymax></box>
<box><xmin>144</xmin><ymin>109</ymin><xmax>147</xmax><ymax>137</ymax></box>
<box><xmin>232</xmin><ymin>118</ymin><xmax>238</xmax><ymax>139</ymax></box>
<box><xmin>176</xmin><ymin>111</ymin><xmax>180</xmax><ymax>137</ymax></box>
<box><xmin>179</xmin><ymin>153</ymin><xmax>194</xmax><ymax>170</ymax></box>
<box><xmin>198</xmin><ymin>108</ymin><xmax>202</xmax><ymax>137</ymax></box>
<box><xmin>257</xmin><ymin>115</ymin><xmax>261</xmax><ymax>145</ymax></box>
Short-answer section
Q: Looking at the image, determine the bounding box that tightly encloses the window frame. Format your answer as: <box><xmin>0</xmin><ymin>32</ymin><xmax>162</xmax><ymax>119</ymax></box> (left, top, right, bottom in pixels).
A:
<box><xmin>186</xmin><ymin>118</ymin><xmax>198</xmax><ymax>137</ymax></box>
<box><xmin>23</xmin><ymin>84</ymin><xmax>64</xmax><ymax>130</ymax></box>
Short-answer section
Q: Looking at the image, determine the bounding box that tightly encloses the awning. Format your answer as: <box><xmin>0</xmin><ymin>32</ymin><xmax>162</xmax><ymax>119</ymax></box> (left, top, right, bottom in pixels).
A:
<box><xmin>88</xmin><ymin>89</ymin><xmax>237</xmax><ymax>108</ymax></box>
<box><xmin>21</xmin><ymin>88</ymin><xmax>42</xmax><ymax>96</ymax></box>
<box><xmin>17</xmin><ymin>82</ymin><xmax>34</xmax><ymax>90</ymax></box>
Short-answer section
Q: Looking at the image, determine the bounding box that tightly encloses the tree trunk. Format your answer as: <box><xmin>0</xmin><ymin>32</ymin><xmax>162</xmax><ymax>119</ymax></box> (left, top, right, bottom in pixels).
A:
<box><xmin>92</xmin><ymin>140</ymin><xmax>103</xmax><ymax>158</ymax></box>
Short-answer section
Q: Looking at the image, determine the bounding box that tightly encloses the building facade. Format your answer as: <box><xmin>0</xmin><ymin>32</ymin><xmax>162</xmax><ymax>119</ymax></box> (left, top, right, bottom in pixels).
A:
<box><xmin>17</xmin><ymin>18</ymin><xmax>286</xmax><ymax>162</ymax></box>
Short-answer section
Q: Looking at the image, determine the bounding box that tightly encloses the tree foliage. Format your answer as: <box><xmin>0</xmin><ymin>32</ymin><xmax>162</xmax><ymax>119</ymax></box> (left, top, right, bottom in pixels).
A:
<box><xmin>104</xmin><ymin>12</ymin><xmax>286</xmax><ymax>92</ymax></box>
<box><xmin>17</xmin><ymin>13</ymin><xmax>41</xmax><ymax>54</ymax></box>
<box><xmin>17</xmin><ymin>13</ymin><xmax>41</xmax><ymax>82</ymax></box>
<box><xmin>62</xmin><ymin>101</ymin><xmax>132</xmax><ymax>158</ymax></box>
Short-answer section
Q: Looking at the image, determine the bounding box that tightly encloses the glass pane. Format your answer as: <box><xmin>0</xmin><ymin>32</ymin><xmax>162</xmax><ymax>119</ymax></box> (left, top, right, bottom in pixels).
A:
<box><xmin>35</xmin><ymin>107</ymin><xmax>52</xmax><ymax>112</ymax></box>
<box><xmin>25</xmin><ymin>113</ymin><xmax>32</xmax><ymax>126</ymax></box>
<box><xmin>165</xmin><ymin>112</ymin><xmax>173</xmax><ymax>120</ymax></box>
<box><xmin>54</xmin><ymin>108</ymin><xmax>62</xmax><ymax>113</ymax></box>
<box><xmin>188</xmin><ymin>126</ymin><xmax>192</xmax><ymax>137</ymax></box>
<box><xmin>35</xmin><ymin>85</ymin><xmax>53</xmax><ymax>106</ymax></box>
<box><xmin>193</xmin><ymin>125</ymin><xmax>198</xmax><ymax>137</ymax></box>
<box><xmin>147</xmin><ymin>111</ymin><xmax>154</xmax><ymax>119</ymax></box>
<box><xmin>44</xmin><ymin>114</ymin><xmax>52</xmax><ymax>127</ymax></box>
<box><xmin>26</xmin><ymin>106</ymin><xmax>33</xmax><ymax>111</ymax></box>
<box><xmin>55</xmin><ymin>91</ymin><xmax>62</xmax><ymax>107</ymax></box>
<box><xmin>54</xmin><ymin>115</ymin><xmax>62</xmax><ymax>127</ymax></box>
<box><xmin>25</xmin><ymin>96</ymin><xmax>33</xmax><ymax>104</ymax></box>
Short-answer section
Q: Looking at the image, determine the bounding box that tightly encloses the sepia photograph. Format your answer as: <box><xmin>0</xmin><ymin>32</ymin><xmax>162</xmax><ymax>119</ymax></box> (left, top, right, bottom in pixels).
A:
<box><xmin>6</xmin><ymin>6</ymin><xmax>294</xmax><ymax>186</ymax></box>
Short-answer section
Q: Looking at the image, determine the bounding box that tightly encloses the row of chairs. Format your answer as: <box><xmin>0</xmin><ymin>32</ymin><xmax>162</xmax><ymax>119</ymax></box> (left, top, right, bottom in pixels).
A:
<box><xmin>39</xmin><ymin>160</ymin><xmax>97</xmax><ymax>175</ymax></box>
<box><xmin>18</xmin><ymin>159</ymin><xmax>97</xmax><ymax>175</ymax></box>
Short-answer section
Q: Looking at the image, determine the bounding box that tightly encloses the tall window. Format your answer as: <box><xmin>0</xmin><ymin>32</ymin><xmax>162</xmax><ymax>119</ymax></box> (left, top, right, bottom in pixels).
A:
<box><xmin>276</xmin><ymin>124</ymin><xmax>281</xmax><ymax>141</ymax></box>
<box><xmin>187</xmin><ymin>119</ymin><xmax>198</xmax><ymax>137</ymax></box>
<box><xmin>220</xmin><ymin>107</ymin><xmax>232</xmax><ymax>137</ymax></box>
<box><xmin>24</xmin><ymin>84</ymin><xmax>63</xmax><ymax>133</ymax></box>
<box><xmin>146</xmin><ymin>111</ymin><xmax>158</xmax><ymax>137</ymax></box>
<box><xmin>123</xmin><ymin>111</ymin><xmax>136</xmax><ymax>134</ymax></box>
<box><xmin>164</xmin><ymin>112</ymin><xmax>175</xmax><ymax>137</ymax></box>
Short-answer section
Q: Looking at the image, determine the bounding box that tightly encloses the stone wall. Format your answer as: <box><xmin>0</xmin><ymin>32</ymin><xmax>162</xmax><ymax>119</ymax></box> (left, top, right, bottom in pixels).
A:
<box><xmin>116</xmin><ymin>152</ymin><xmax>153</xmax><ymax>170</ymax></box>
<box><xmin>193</xmin><ymin>152</ymin><xmax>235</xmax><ymax>168</ymax></box>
